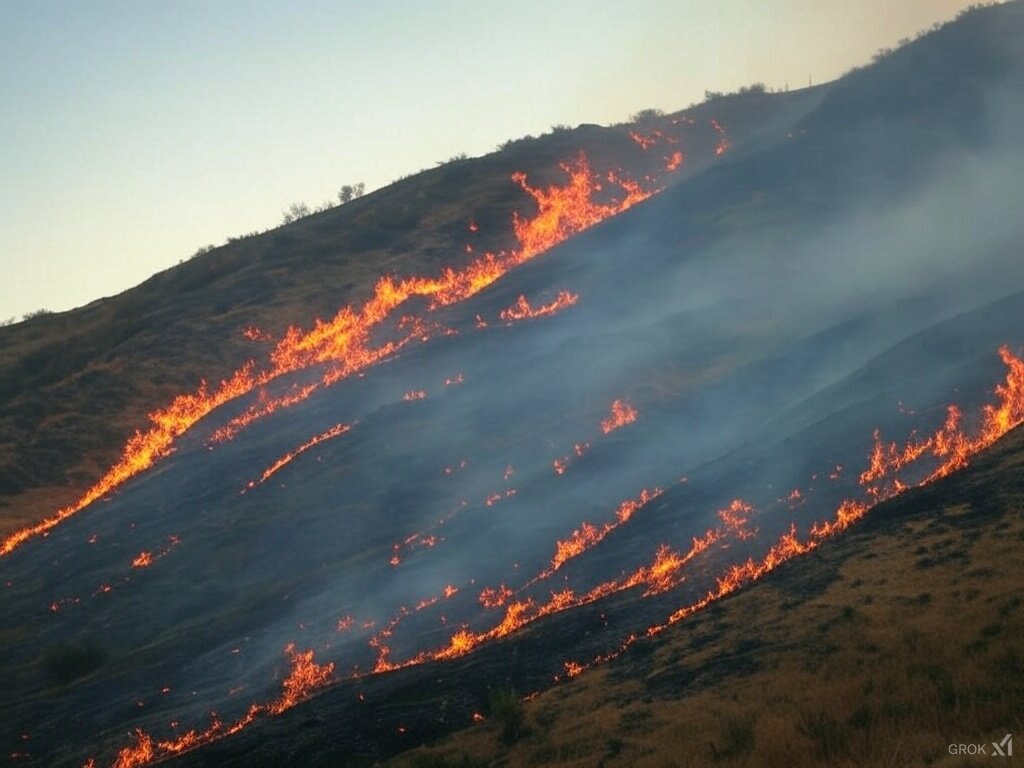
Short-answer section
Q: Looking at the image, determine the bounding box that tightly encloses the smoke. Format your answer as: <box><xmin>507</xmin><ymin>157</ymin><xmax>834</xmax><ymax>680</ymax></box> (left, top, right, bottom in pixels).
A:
<box><xmin>4</xmin><ymin>50</ymin><xmax>1024</xmax><ymax>768</ymax></box>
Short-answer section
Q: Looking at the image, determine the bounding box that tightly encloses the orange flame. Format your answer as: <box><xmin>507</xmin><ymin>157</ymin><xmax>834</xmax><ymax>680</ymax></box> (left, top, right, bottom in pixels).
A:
<box><xmin>241</xmin><ymin>326</ymin><xmax>272</xmax><ymax>343</ymax></box>
<box><xmin>131</xmin><ymin>551</ymin><xmax>153</xmax><ymax>569</ymax></box>
<box><xmin>577</xmin><ymin>347</ymin><xmax>1024</xmax><ymax>675</ymax></box>
<box><xmin>479</xmin><ymin>584</ymin><xmax>513</xmax><ymax>608</ymax></box>
<box><xmin>243</xmin><ymin>423</ymin><xmax>351</xmax><ymax>490</ymax></box>
<box><xmin>600</xmin><ymin>399</ymin><xmax>638</xmax><ymax>434</ymax></box>
<box><xmin>546</xmin><ymin>488</ymin><xmax>662</xmax><ymax>575</ymax></box>
<box><xmin>484</xmin><ymin>489</ymin><xmax>517</xmax><ymax>507</ymax></box>
<box><xmin>498</xmin><ymin>290</ymin><xmax>579</xmax><ymax>323</ymax></box>
<box><xmin>710</xmin><ymin>118</ymin><xmax>730</xmax><ymax>156</ymax></box>
<box><xmin>563</xmin><ymin>660</ymin><xmax>584</xmax><ymax>678</ymax></box>
<box><xmin>3</xmin><ymin>151</ymin><xmax>660</xmax><ymax>559</ymax></box>
<box><xmin>104</xmin><ymin>348</ymin><xmax>1024</xmax><ymax>762</ymax></box>
<box><xmin>209</xmin><ymin>382</ymin><xmax>320</xmax><ymax>445</ymax></box>
<box><xmin>717</xmin><ymin>499</ymin><xmax>757</xmax><ymax>540</ymax></box>
<box><xmin>1</xmin><ymin>364</ymin><xmax>258</xmax><ymax>557</ymax></box>
<box><xmin>105</xmin><ymin>644</ymin><xmax>333</xmax><ymax>767</ymax></box>
<box><xmin>628</xmin><ymin>129</ymin><xmax>678</xmax><ymax>151</ymax></box>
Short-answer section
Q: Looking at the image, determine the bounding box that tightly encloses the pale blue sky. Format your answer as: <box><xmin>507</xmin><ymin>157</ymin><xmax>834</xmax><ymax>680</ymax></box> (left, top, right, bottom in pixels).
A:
<box><xmin>0</xmin><ymin>1</ymin><xmax>981</xmax><ymax>321</ymax></box>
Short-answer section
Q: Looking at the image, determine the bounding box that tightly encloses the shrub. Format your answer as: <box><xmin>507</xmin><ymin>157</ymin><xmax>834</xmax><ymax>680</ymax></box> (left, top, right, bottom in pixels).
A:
<box><xmin>631</xmin><ymin>108</ymin><xmax>665</xmax><ymax>123</ymax></box>
<box><xmin>488</xmin><ymin>687</ymin><xmax>526</xmax><ymax>743</ymax></box>
<box><xmin>338</xmin><ymin>182</ymin><xmax>366</xmax><ymax>204</ymax></box>
<box><xmin>281</xmin><ymin>201</ymin><xmax>311</xmax><ymax>224</ymax></box>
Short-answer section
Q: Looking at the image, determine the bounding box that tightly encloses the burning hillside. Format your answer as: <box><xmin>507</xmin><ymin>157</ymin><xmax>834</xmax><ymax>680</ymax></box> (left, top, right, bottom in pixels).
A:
<box><xmin>2</xmin><ymin>4</ymin><xmax>1024</xmax><ymax>767</ymax></box>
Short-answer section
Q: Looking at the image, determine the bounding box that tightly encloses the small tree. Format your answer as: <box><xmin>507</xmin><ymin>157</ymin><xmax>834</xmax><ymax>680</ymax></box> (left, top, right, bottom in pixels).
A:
<box><xmin>337</xmin><ymin>182</ymin><xmax>365</xmax><ymax>204</ymax></box>
<box><xmin>631</xmin><ymin>107</ymin><xmax>665</xmax><ymax>123</ymax></box>
<box><xmin>281</xmin><ymin>202</ymin><xmax>311</xmax><ymax>224</ymax></box>
<box><xmin>22</xmin><ymin>308</ymin><xmax>53</xmax><ymax>321</ymax></box>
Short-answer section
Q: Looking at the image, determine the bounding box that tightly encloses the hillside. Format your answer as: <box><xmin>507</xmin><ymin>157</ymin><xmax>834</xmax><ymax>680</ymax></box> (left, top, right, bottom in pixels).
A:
<box><xmin>1</xmin><ymin>4</ymin><xmax>1023</xmax><ymax>768</ymax></box>
<box><xmin>389</xmin><ymin>424</ymin><xmax>1024</xmax><ymax>768</ymax></box>
<box><xmin>0</xmin><ymin>88</ymin><xmax>820</xmax><ymax>537</ymax></box>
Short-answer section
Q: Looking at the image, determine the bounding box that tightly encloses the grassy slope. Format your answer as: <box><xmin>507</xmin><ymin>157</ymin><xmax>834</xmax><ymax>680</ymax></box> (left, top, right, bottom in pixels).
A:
<box><xmin>0</xmin><ymin>92</ymin><xmax>815</xmax><ymax>538</ymax></box>
<box><xmin>390</xmin><ymin>426</ymin><xmax>1024</xmax><ymax>768</ymax></box>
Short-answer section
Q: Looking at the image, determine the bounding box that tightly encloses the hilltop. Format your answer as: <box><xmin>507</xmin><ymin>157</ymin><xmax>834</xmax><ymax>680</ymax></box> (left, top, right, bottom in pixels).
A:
<box><xmin>0</xmin><ymin>86</ymin><xmax>820</xmax><ymax>537</ymax></box>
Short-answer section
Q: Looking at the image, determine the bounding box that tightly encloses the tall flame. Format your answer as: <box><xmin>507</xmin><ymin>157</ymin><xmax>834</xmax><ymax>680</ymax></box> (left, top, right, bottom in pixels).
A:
<box><xmin>2</xmin><ymin>152</ymin><xmax>666</xmax><ymax>559</ymax></box>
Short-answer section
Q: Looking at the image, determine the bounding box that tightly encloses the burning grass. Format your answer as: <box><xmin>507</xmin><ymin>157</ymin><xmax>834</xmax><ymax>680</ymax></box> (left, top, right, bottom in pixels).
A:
<box><xmin>388</xmin><ymin>427</ymin><xmax>1024</xmax><ymax>768</ymax></box>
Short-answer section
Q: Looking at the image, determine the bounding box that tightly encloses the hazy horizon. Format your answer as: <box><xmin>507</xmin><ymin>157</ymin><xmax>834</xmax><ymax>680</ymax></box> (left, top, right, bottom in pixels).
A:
<box><xmin>0</xmin><ymin>0</ymin><xmax>987</xmax><ymax>321</ymax></box>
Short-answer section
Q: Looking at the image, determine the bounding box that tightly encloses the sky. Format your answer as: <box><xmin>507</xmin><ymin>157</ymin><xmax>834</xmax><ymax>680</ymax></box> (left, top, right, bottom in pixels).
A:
<box><xmin>0</xmin><ymin>0</ymin><xmax>984</xmax><ymax>322</ymax></box>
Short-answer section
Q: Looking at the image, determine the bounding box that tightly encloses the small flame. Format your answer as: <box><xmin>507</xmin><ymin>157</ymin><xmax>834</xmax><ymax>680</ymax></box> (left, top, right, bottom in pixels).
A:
<box><xmin>131</xmin><ymin>552</ymin><xmax>153</xmax><ymax>569</ymax></box>
<box><xmin>104</xmin><ymin>645</ymin><xmax>334</xmax><ymax>767</ymax></box>
<box><xmin>601</xmin><ymin>399</ymin><xmax>638</xmax><ymax>434</ymax></box>
<box><xmin>499</xmin><ymin>290</ymin><xmax>579</xmax><ymax>324</ymax></box>
<box><xmin>244</xmin><ymin>424</ymin><xmax>350</xmax><ymax>490</ymax></box>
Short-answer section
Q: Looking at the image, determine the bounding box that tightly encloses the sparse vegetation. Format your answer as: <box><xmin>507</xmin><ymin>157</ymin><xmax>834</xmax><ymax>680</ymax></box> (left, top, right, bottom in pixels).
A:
<box><xmin>436</xmin><ymin>153</ymin><xmax>469</xmax><ymax>166</ymax></box>
<box><xmin>388</xmin><ymin>428</ymin><xmax>1024</xmax><ymax>768</ymax></box>
<box><xmin>281</xmin><ymin>201</ymin><xmax>312</xmax><ymax>224</ymax></box>
<box><xmin>497</xmin><ymin>134</ymin><xmax>535</xmax><ymax>151</ymax></box>
<box><xmin>629</xmin><ymin>107</ymin><xmax>664</xmax><ymax>124</ymax></box>
<box><xmin>338</xmin><ymin>182</ymin><xmax>365</xmax><ymax>204</ymax></box>
<box><xmin>487</xmin><ymin>686</ymin><xmax>527</xmax><ymax>743</ymax></box>
<box><xmin>226</xmin><ymin>229</ymin><xmax>264</xmax><ymax>244</ymax></box>
<box><xmin>703</xmin><ymin>83</ymin><xmax>769</xmax><ymax>103</ymax></box>
<box><xmin>21</xmin><ymin>308</ymin><xmax>53</xmax><ymax>321</ymax></box>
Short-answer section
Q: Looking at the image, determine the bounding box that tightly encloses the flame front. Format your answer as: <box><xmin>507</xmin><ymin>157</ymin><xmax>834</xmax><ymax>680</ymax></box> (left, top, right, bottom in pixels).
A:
<box><xmin>107</xmin><ymin>644</ymin><xmax>333</xmax><ymax>768</ymax></box>
<box><xmin>2</xmin><ymin>149</ymin><xmax>672</xmax><ymax>559</ymax></box>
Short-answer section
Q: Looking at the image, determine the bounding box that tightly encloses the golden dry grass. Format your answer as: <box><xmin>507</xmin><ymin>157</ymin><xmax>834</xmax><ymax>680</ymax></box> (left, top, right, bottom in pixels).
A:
<box><xmin>389</xmin><ymin>431</ymin><xmax>1024</xmax><ymax>768</ymax></box>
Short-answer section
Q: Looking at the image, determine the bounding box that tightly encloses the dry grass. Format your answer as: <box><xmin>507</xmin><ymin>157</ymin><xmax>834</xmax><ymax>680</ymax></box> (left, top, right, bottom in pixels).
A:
<box><xmin>389</xmin><ymin>433</ymin><xmax>1024</xmax><ymax>768</ymax></box>
<box><xmin>0</xmin><ymin>99</ymin><xmax>801</xmax><ymax>539</ymax></box>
